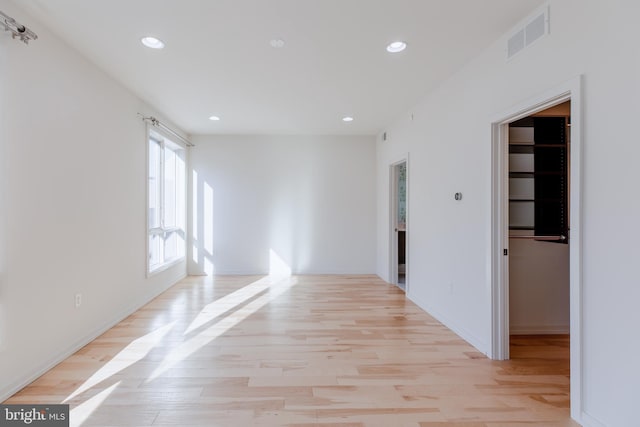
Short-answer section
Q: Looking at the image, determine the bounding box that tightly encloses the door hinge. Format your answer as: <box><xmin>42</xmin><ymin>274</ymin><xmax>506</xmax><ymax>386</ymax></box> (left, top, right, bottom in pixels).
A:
<box><xmin>503</xmin><ymin>248</ymin><xmax>508</xmax><ymax>256</ymax></box>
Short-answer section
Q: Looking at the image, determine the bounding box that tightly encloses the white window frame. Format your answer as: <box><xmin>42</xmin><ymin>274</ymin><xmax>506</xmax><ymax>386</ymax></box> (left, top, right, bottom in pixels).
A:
<box><xmin>146</xmin><ymin>127</ymin><xmax>187</xmax><ymax>275</ymax></box>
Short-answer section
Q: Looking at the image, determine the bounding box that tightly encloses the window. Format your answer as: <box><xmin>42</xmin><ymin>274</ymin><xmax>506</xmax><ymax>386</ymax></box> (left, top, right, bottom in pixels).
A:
<box><xmin>148</xmin><ymin>130</ymin><xmax>186</xmax><ymax>273</ymax></box>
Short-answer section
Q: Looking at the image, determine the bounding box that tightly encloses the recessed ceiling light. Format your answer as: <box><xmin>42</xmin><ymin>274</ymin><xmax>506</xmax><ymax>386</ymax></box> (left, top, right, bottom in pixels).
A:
<box><xmin>209</xmin><ymin>115</ymin><xmax>221</xmax><ymax>121</ymax></box>
<box><xmin>386</xmin><ymin>41</ymin><xmax>407</xmax><ymax>53</ymax></box>
<box><xmin>141</xmin><ymin>36</ymin><xmax>165</xmax><ymax>49</ymax></box>
<box><xmin>342</xmin><ymin>116</ymin><xmax>354</xmax><ymax>122</ymax></box>
<box><xmin>270</xmin><ymin>38</ymin><xmax>285</xmax><ymax>48</ymax></box>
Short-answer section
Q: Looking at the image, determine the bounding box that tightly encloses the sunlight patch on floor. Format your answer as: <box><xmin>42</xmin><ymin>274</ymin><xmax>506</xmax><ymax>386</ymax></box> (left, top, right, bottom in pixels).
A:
<box><xmin>147</xmin><ymin>276</ymin><xmax>297</xmax><ymax>382</ymax></box>
<box><xmin>185</xmin><ymin>278</ymin><xmax>272</xmax><ymax>335</ymax></box>
<box><xmin>63</xmin><ymin>321</ymin><xmax>176</xmax><ymax>403</ymax></box>
<box><xmin>69</xmin><ymin>381</ymin><xmax>120</xmax><ymax>427</ymax></box>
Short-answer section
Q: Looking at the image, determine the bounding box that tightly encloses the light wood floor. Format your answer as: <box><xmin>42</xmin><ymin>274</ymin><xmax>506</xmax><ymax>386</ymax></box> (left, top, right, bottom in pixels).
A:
<box><xmin>5</xmin><ymin>275</ymin><xmax>579</xmax><ymax>426</ymax></box>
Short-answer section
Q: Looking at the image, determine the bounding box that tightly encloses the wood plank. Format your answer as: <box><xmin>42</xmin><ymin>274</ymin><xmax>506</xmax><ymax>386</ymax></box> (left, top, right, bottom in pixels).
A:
<box><xmin>3</xmin><ymin>275</ymin><xmax>579</xmax><ymax>426</ymax></box>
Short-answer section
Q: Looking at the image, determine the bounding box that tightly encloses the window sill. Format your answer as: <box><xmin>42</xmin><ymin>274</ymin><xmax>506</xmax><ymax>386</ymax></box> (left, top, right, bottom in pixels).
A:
<box><xmin>147</xmin><ymin>256</ymin><xmax>185</xmax><ymax>278</ymax></box>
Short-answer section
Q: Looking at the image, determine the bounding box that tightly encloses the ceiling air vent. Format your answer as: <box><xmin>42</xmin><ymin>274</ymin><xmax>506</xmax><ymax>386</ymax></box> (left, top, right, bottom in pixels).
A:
<box><xmin>507</xmin><ymin>5</ymin><xmax>549</xmax><ymax>60</ymax></box>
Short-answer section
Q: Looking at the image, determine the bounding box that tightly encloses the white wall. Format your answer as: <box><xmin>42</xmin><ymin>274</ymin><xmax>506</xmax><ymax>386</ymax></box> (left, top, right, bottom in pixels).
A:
<box><xmin>509</xmin><ymin>239</ymin><xmax>569</xmax><ymax>334</ymax></box>
<box><xmin>376</xmin><ymin>1</ymin><xmax>640</xmax><ymax>425</ymax></box>
<box><xmin>0</xmin><ymin>1</ymin><xmax>186</xmax><ymax>400</ymax></box>
<box><xmin>189</xmin><ymin>135</ymin><xmax>376</xmax><ymax>275</ymax></box>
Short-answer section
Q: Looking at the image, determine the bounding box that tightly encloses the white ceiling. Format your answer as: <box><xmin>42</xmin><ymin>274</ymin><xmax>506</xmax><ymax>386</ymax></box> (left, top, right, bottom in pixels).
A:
<box><xmin>17</xmin><ymin>0</ymin><xmax>544</xmax><ymax>135</ymax></box>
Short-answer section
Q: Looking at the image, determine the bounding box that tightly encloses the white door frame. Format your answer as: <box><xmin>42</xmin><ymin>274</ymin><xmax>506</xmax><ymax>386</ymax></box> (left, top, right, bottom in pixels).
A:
<box><xmin>490</xmin><ymin>76</ymin><xmax>583</xmax><ymax>421</ymax></box>
<box><xmin>389</xmin><ymin>156</ymin><xmax>409</xmax><ymax>291</ymax></box>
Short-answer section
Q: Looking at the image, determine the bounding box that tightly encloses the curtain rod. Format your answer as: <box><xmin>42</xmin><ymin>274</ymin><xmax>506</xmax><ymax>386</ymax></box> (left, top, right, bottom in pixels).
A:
<box><xmin>1</xmin><ymin>10</ymin><xmax>38</xmax><ymax>44</ymax></box>
<box><xmin>138</xmin><ymin>113</ymin><xmax>194</xmax><ymax>147</ymax></box>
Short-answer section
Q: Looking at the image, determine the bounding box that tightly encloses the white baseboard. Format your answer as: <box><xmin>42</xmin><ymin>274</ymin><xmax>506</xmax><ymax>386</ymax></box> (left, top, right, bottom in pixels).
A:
<box><xmin>580</xmin><ymin>411</ymin><xmax>607</xmax><ymax>427</ymax></box>
<box><xmin>0</xmin><ymin>273</ymin><xmax>185</xmax><ymax>402</ymax></box>
<box><xmin>510</xmin><ymin>324</ymin><xmax>570</xmax><ymax>335</ymax></box>
<box><xmin>407</xmin><ymin>292</ymin><xmax>488</xmax><ymax>355</ymax></box>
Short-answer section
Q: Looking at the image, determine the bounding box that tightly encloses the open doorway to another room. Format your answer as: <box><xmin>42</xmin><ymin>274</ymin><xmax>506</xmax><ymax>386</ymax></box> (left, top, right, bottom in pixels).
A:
<box><xmin>390</xmin><ymin>160</ymin><xmax>407</xmax><ymax>291</ymax></box>
<box><xmin>491</xmin><ymin>77</ymin><xmax>582</xmax><ymax>421</ymax></box>
<box><xmin>508</xmin><ymin>101</ymin><xmax>570</xmax><ymax>342</ymax></box>
<box><xmin>507</xmin><ymin>101</ymin><xmax>571</xmax><ymax>405</ymax></box>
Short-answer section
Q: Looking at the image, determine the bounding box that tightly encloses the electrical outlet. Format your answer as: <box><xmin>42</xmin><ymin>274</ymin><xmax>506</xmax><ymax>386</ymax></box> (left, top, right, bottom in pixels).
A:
<box><xmin>448</xmin><ymin>282</ymin><xmax>454</xmax><ymax>294</ymax></box>
<box><xmin>75</xmin><ymin>293</ymin><xmax>82</xmax><ymax>308</ymax></box>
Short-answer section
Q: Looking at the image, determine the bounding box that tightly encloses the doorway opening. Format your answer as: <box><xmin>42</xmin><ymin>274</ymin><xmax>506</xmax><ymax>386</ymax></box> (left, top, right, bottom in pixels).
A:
<box><xmin>491</xmin><ymin>76</ymin><xmax>583</xmax><ymax>421</ymax></box>
<box><xmin>508</xmin><ymin>102</ymin><xmax>571</xmax><ymax>386</ymax></box>
<box><xmin>390</xmin><ymin>159</ymin><xmax>407</xmax><ymax>291</ymax></box>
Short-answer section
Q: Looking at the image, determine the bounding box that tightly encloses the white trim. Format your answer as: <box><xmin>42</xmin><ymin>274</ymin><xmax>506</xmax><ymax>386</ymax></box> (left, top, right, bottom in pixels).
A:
<box><xmin>389</xmin><ymin>162</ymin><xmax>398</xmax><ymax>285</ymax></box>
<box><xmin>580</xmin><ymin>412</ymin><xmax>607</xmax><ymax>427</ymax></box>
<box><xmin>490</xmin><ymin>75</ymin><xmax>583</xmax><ymax>422</ymax></box>
<box><xmin>145</xmin><ymin>123</ymin><xmax>152</xmax><ymax>276</ymax></box>
<box><xmin>569</xmin><ymin>76</ymin><xmax>584</xmax><ymax>424</ymax></box>
<box><xmin>404</xmin><ymin>156</ymin><xmax>410</xmax><ymax>294</ymax></box>
<box><xmin>490</xmin><ymin>120</ymin><xmax>510</xmax><ymax>360</ymax></box>
<box><xmin>149</xmin><ymin>126</ymin><xmax>189</xmax><ymax>150</ymax></box>
<box><xmin>147</xmin><ymin>256</ymin><xmax>184</xmax><ymax>276</ymax></box>
<box><xmin>409</xmin><ymin>293</ymin><xmax>488</xmax><ymax>354</ymax></box>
